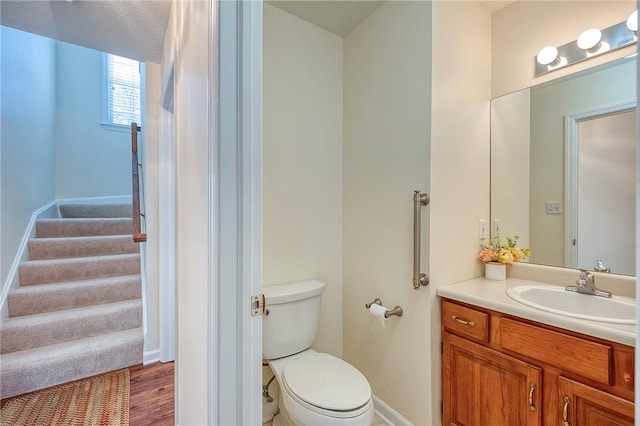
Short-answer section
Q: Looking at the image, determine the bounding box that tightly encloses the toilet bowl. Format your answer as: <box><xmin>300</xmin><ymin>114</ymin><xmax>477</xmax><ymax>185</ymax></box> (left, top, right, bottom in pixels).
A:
<box><xmin>262</xmin><ymin>280</ymin><xmax>375</xmax><ymax>425</ymax></box>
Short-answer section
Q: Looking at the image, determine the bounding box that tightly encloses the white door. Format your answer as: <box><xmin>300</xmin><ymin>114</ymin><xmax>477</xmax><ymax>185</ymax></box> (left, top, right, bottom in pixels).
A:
<box><xmin>577</xmin><ymin>110</ymin><xmax>636</xmax><ymax>275</ymax></box>
<box><xmin>564</xmin><ymin>104</ymin><xmax>636</xmax><ymax>275</ymax></box>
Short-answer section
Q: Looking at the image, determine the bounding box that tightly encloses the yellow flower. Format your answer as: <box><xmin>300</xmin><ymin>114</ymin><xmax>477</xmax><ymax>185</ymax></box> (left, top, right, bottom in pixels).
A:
<box><xmin>496</xmin><ymin>248</ymin><xmax>515</xmax><ymax>264</ymax></box>
<box><xmin>477</xmin><ymin>235</ymin><xmax>530</xmax><ymax>264</ymax></box>
<box><xmin>510</xmin><ymin>247</ymin><xmax>524</xmax><ymax>262</ymax></box>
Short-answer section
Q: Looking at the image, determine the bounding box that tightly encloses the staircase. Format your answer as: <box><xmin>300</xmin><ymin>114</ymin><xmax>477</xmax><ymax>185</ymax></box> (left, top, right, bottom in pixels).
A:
<box><xmin>0</xmin><ymin>203</ymin><xmax>144</xmax><ymax>399</ymax></box>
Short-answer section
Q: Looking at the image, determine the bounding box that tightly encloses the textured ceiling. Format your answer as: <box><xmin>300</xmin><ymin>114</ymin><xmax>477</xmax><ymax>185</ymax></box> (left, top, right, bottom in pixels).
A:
<box><xmin>477</xmin><ymin>1</ymin><xmax>515</xmax><ymax>13</ymax></box>
<box><xmin>0</xmin><ymin>0</ymin><xmax>513</xmax><ymax>62</ymax></box>
<box><xmin>0</xmin><ymin>0</ymin><xmax>171</xmax><ymax>63</ymax></box>
<box><xmin>267</xmin><ymin>0</ymin><xmax>385</xmax><ymax>37</ymax></box>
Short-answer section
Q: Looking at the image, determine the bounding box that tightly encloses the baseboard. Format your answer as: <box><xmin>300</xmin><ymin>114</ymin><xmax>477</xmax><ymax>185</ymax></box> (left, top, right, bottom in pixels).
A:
<box><xmin>373</xmin><ymin>394</ymin><xmax>412</xmax><ymax>426</ymax></box>
<box><xmin>143</xmin><ymin>349</ymin><xmax>161</xmax><ymax>365</ymax></box>
<box><xmin>1</xmin><ymin>200</ymin><xmax>58</xmax><ymax>320</ymax></box>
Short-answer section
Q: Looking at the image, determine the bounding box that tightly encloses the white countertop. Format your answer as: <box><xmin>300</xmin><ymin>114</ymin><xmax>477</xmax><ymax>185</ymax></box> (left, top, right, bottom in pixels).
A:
<box><xmin>436</xmin><ymin>276</ymin><xmax>636</xmax><ymax>347</ymax></box>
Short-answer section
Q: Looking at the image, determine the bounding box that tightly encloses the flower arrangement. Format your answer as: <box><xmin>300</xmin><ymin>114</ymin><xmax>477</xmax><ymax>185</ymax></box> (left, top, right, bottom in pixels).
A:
<box><xmin>477</xmin><ymin>235</ymin><xmax>531</xmax><ymax>265</ymax></box>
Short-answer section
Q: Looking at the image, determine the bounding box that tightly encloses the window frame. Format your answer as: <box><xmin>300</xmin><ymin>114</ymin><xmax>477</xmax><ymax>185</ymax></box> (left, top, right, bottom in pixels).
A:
<box><xmin>102</xmin><ymin>53</ymin><xmax>145</xmax><ymax>132</ymax></box>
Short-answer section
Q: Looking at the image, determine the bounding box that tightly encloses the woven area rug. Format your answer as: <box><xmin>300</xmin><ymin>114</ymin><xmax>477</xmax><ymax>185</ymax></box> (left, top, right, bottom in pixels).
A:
<box><xmin>0</xmin><ymin>369</ymin><xmax>129</xmax><ymax>426</ymax></box>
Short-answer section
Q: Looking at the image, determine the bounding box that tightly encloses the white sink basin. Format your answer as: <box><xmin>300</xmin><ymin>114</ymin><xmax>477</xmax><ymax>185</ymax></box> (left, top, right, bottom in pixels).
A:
<box><xmin>507</xmin><ymin>285</ymin><xmax>636</xmax><ymax>325</ymax></box>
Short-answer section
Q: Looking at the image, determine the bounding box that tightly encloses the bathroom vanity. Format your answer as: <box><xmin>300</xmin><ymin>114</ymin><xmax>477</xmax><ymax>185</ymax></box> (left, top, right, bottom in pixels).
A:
<box><xmin>438</xmin><ymin>277</ymin><xmax>635</xmax><ymax>426</ymax></box>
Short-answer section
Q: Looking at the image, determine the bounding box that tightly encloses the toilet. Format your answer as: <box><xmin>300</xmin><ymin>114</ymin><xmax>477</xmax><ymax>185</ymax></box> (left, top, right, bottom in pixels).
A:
<box><xmin>263</xmin><ymin>280</ymin><xmax>375</xmax><ymax>426</ymax></box>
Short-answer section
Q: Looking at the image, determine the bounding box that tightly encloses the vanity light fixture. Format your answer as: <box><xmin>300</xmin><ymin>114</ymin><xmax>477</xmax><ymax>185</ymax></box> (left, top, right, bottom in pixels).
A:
<box><xmin>535</xmin><ymin>15</ymin><xmax>636</xmax><ymax>77</ymax></box>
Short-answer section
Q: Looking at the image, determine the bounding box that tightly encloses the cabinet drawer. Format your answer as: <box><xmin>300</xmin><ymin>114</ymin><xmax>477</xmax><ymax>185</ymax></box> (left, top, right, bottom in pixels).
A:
<box><xmin>442</xmin><ymin>301</ymin><xmax>489</xmax><ymax>342</ymax></box>
<box><xmin>501</xmin><ymin>317</ymin><xmax>612</xmax><ymax>385</ymax></box>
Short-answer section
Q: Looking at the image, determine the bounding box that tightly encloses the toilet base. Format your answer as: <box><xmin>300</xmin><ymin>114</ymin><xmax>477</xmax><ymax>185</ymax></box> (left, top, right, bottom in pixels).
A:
<box><xmin>272</xmin><ymin>407</ymin><xmax>293</xmax><ymax>426</ymax></box>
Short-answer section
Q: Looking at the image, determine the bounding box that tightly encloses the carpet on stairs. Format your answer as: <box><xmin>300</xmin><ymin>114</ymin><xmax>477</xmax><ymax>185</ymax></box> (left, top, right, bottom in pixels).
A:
<box><xmin>0</xmin><ymin>202</ymin><xmax>144</xmax><ymax>399</ymax></box>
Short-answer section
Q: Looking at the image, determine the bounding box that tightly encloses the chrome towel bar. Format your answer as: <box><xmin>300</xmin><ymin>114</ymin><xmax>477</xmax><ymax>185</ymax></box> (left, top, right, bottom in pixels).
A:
<box><xmin>413</xmin><ymin>190</ymin><xmax>430</xmax><ymax>289</ymax></box>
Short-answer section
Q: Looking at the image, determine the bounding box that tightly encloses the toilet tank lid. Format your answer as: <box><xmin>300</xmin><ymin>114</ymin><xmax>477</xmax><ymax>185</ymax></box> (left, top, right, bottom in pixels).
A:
<box><xmin>263</xmin><ymin>280</ymin><xmax>325</xmax><ymax>305</ymax></box>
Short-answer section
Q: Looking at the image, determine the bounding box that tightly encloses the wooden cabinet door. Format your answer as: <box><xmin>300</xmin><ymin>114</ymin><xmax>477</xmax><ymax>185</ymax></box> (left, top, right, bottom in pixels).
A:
<box><xmin>442</xmin><ymin>332</ymin><xmax>542</xmax><ymax>426</ymax></box>
<box><xmin>558</xmin><ymin>377</ymin><xmax>634</xmax><ymax>426</ymax></box>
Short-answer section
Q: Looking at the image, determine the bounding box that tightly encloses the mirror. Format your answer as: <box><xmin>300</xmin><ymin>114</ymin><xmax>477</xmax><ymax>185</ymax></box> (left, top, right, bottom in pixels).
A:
<box><xmin>491</xmin><ymin>56</ymin><xmax>637</xmax><ymax>276</ymax></box>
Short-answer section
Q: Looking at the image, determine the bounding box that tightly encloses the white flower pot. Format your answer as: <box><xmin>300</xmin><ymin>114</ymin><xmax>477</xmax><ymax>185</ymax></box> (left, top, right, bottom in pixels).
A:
<box><xmin>485</xmin><ymin>262</ymin><xmax>506</xmax><ymax>280</ymax></box>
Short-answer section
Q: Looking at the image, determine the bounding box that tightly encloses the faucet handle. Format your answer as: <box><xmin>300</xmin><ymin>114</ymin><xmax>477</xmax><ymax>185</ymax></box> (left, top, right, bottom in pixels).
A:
<box><xmin>594</xmin><ymin>259</ymin><xmax>611</xmax><ymax>273</ymax></box>
<box><xmin>576</xmin><ymin>269</ymin><xmax>593</xmax><ymax>285</ymax></box>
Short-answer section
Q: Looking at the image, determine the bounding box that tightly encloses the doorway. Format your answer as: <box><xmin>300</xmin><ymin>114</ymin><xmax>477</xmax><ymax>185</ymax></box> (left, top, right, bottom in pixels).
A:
<box><xmin>565</xmin><ymin>106</ymin><xmax>636</xmax><ymax>275</ymax></box>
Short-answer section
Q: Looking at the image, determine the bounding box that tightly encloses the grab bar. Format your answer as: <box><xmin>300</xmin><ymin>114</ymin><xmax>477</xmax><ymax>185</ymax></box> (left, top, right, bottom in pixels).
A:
<box><xmin>413</xmin><ymin>190</ymin><xmax>430</xmax><ymax>289</ymax></box>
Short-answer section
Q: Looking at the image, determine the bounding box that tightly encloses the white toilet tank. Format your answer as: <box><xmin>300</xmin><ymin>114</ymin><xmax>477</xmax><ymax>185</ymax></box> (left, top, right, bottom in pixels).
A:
<box><xmin>262</xmin><ymin>280</ymin><xmax>325</xmax><ymax>360</ymax></box>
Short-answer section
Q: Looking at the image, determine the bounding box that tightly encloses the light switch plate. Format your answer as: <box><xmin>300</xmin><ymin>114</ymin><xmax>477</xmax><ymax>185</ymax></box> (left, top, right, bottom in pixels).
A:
<box><xmin>479</xmin><ymin>220</ymin><xmax>488</xmax><ymax>240</ymax></box>
<box><xmin>546</xmin><ymin>201</ymin><xmax>563</xmax><ymax>214</ymax></box>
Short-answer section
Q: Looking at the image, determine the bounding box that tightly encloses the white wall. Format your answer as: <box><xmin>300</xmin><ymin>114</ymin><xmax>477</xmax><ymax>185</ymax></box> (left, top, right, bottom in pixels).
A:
<box><xmin>492</xmin><ymin>1</ymin><xmax>636</xmax><ymax>97</ymax></box>
<box><xmin>54</xmin><ymin>41</ymin><xmax>132</xmax><ymax>199</ymax></box>
<box><xmin>430</xmin><ymin>2</ymin><xmax>492</xmax><ymax>424</ymax></box>
<box><xmin>490</xmin><ymin>89</ymin><xmax>530</xmax><ymax>249</ymax></box>
<box><xmin>1</xmin><ymin>27</ymin><xmax>56</xmax><ymax>289</ymax></box>
<box><xmin>342</xmin><ymin>2</ymin><xmax>431</xmax><ymax>423</ymax></box>
<box><xmin>263</xmin><ymin>3</ymin><xmax>344</xmax><ymax>359</ymax></box>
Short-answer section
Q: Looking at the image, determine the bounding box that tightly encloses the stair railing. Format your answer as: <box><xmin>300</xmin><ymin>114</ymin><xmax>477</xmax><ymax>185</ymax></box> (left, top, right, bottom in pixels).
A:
<box><xmin>131</xmin><ymin>123</ymin><xmax>147</xmax><ymax>242</ymax></box>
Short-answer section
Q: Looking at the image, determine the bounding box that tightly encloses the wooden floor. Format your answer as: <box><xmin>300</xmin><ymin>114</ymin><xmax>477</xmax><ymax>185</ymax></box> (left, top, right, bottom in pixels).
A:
<box><xmin>130</xmin><ymin>361</ymin><xmax>175</xmax><ymax>426</ymax></box>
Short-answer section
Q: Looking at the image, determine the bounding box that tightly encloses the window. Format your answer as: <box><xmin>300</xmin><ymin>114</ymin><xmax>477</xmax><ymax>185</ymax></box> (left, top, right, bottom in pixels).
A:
<box><xmin>105</xmin><ymin>54</ymin><xmax>141</xmax><ymax>128</ymax></box>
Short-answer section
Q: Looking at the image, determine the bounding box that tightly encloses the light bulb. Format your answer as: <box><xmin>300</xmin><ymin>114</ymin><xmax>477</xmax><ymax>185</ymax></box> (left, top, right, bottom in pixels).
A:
<box><xmin>577</xmin><ymin>28</ymin><xmax>602</xmax><ymax>51</ymax></box>
<box><xmin>627</xmin><ymin>10</ymin><xmax>638</xmax><ymax>33</ymax></box>
<box><xmin>536</xmin><ymin>46</ymin><xmax>559</xmax><ymax>66</ymax></box>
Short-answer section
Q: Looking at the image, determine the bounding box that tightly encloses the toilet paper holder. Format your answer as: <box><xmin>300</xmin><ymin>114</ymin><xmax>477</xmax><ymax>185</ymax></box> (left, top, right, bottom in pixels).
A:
<box><xmin>365</xmin><ymin>298</ymin><xmax>404</xmax><ymax>318</ymax></box>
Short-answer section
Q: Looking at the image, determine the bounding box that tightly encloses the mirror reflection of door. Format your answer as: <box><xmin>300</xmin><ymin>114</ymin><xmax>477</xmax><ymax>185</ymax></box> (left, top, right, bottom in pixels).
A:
<box><xmin>575</xmin><ymin>109</ymin><xmax>636</xmax><ymax>275</ymax></box>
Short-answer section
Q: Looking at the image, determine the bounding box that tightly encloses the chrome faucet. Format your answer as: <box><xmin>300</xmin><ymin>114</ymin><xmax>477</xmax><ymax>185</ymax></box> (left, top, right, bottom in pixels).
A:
<box><xmin>565</xmin><ymin>269</ymin><xmax>611</xmax><ymax>298</ymax></box>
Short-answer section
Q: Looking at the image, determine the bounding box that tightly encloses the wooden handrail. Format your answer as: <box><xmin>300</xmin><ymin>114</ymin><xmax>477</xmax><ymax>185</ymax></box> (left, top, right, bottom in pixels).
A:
<box><xmin>131</xmin><ymin>122</ymin><xmax>146</xmax><ymax>242</ymax></box>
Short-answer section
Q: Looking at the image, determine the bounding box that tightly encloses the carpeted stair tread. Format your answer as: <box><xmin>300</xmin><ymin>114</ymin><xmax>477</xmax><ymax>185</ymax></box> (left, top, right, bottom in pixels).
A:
<box><xmin>1</xmin><ymin>300</ymin><xmax>142</xmax><ymax>354</ymax></box>
<box><xmin>59</xmin><ymin>203</ymin><xmax>133</xmax><ymax>218</ymax></box>
<box><xmin>0</xmin><ymin>328</ymin><xmax>143</xmax><ymax>399</ymax></box>
<box><xmin>28</xmin><ymin>235</ymin><xmax>138</xmax><ymax>260</ymax></box>
<box><xmin>7</xmin><ymin>274</ymin><xmax>141</xmax><ymax>317</ymax></box>
<box><xmin>2</xmin><ymin>204</ymin><xmax>143</xmax><ymax>399</ymax></box>
<box><xmin>36</xmin><ymin>218</ymin><xmax>133</xmax><ymax>238</ymax></box>
<box><xmin>18</xmin><ymin>253</ymin><xmax>140</xmax><ymax>286</ymax></box>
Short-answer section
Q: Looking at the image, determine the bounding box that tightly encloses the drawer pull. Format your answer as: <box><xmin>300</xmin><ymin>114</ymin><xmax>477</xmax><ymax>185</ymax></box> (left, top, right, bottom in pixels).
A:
<box><xmin>528</xmin><ymin>382</ymin><xmax>536</xmax><ymax>412</ymax></box>
<box><xmin>451</xmin><ymin>315</ymin><xmax>475</xmax><ymax>327</ymax></box>
<box><xmin>562</xmin><ymin>396</ymin><xmax>571</xmax><ymax>426</ymax></box>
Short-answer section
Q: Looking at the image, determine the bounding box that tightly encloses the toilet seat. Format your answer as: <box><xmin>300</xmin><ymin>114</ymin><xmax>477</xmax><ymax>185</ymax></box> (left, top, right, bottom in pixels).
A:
<box><xmin>282</xmin><ymin>352</ymin><xmax>371</xmax><ymax>416</ymax></box>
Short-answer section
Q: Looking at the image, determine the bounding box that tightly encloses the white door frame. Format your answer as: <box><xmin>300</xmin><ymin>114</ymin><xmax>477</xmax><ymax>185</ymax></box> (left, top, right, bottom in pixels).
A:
<box><xmin>209</xmin><ymin>0</ymin><xmax>262</xmax><ymax>424</ymax></box>
<box><xmin>564</xmin><ymin>100</ymin><xmax>636</xmax><ymax>268</ymax></box>
<box><xmin>158</xmin><ymin>53</ymin><xmax>176</xmax><ymax>363</ymax></box>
